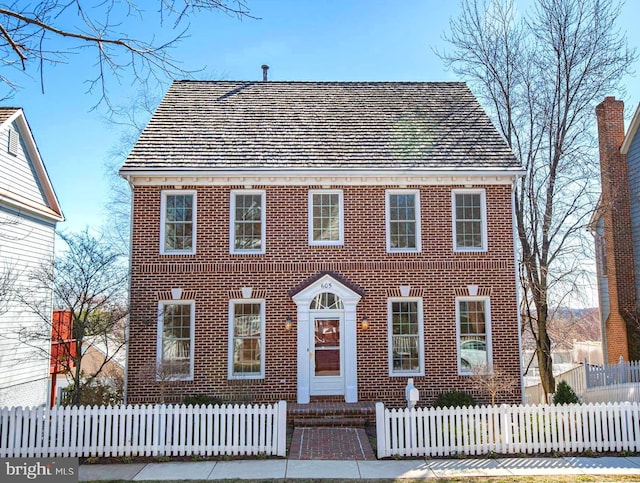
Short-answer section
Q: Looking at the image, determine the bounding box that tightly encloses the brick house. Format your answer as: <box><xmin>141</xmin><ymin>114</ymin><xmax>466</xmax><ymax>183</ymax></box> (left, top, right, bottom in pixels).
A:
<box><xmin>592</xmin><ymin>97</ymin><xmax>640</xmax><ymax>363</ymax></box>
<box><xmin>120</xmin><ymin>78</ymin><xmax>524</xmax><ymax>406</ymax></box>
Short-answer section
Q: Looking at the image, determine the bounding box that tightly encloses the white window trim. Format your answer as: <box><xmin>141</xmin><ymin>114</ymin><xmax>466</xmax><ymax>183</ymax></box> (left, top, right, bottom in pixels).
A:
<box><xmin>385</xmin><ymin>189</ymin><xmax>422</xmax><ymax>253</ymax></box>
<box><xmin>308</xmin><ymin>189</ymin><xmax>344</xmax><ymax>246</ymax></box>
<box><xmin>160</xmin><ymin>190</ymin><xmax>197</xmax><ymax>255</ymax></box>
<box><xmin>387</xmin><ymin>297</ymin><xmax>424</xmax><ymax>377</ymax></box>
<box><xmin>456</xmin><ymin>296</ymin><xmax>493</xmax><ymax>376</ymax></box>
<box><xmin>451</xmin><ymin>189</ymin><xmax>488</xmax><ymax>252</ymax></box>
<box><xmin>230</xmin><ymin>189</ymin><xmax>266</xmax><ymax>254</ymax></box>
<box><xmin>228</xmin><ymin>299</ymin><xmax>266</xmax><ymax>380</ymax></box>
<box><xmin>156</xmin><ymin>300</ymin><xmax>195</xmax><ymax>381</ymax></box>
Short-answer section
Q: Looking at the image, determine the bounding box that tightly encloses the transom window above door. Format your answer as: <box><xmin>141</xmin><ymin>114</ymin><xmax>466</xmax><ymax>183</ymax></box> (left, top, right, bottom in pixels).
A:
<box><xmin>310</xmin><ymin>292</ymin><xmax>344</xmax><ymax>310</ymax></box>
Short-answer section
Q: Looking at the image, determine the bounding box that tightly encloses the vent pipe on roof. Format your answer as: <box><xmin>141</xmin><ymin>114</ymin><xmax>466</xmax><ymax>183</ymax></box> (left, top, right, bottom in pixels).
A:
<box><xmin>262</xmin><ymin>64</ymin><xmax>269</xmax><ymax>81</ymax></box>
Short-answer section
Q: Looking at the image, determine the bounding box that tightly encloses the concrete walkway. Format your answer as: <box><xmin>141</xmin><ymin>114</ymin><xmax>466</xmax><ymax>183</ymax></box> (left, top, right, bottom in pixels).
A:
<box><xmin>80</xmin><ymin>455</ymin><xmax>640</xmax><ymax>480</ymax></box>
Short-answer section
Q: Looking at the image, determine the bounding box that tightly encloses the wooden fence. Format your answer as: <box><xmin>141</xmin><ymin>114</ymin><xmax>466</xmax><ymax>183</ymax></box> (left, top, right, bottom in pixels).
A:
<box><xmin>524</xmin><ymin>365</ymin><xmax>587</xmax><ymax>405</ymax></box>
<box><xmin>375</xmin><ymin>401</ymin><xmax>640</xmax><ymax>458</ymax></box>
<box><xmin>583</xmin><ymin>383</ymin><xmax>640</xmax><ymax>404</ymax></box>
<box><xmin>586</xmin><ymin>358</ymin><xmax>640</xmax><ymax>388</ymax></box>
<box><xmin>0</xmin><ymin>402</ymin><xmax>287</xmax><ymax>458</ymax></box>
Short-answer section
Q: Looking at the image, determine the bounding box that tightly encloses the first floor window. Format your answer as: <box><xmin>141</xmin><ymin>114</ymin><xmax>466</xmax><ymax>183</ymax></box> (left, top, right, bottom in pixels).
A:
<box><xmin>229</xmin><ymin>300</ymin><xmax>265</xmax><ymax>379</ymax></box>
<box><xmin>161</xmin><ymin>191</ymin><xmax>196</xmax><ymax>254</ymax></box>
<box><xmin>157</xmin><ymin>301</ymin><xmax>194</xmax><ymax>380</ymax></box>
<box><xmin>388</xmin><ymin>298</ymin><xmax>424</xmax><ymax>376</ymax></box>
<box><xmin>457</xmin><ymin>297</ymin><xmax>491</xmax><ymax>374</ymax></box>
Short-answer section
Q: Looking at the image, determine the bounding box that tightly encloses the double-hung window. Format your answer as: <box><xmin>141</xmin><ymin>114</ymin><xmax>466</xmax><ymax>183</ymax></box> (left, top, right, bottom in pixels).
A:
<box><xmin>388</xmin><ymin>298</ymin><xmax>424</xmax><ymax>376</ymax></box>
<box><xmin>228</xmin><ymin>300</ymin><xmax>265</xmax><ymax>379</ymax></box>
<box><xmin>230</xmin><ymin>190</ymin><xmax>265</xmax><ymax>254</ymax></box>
<box><xmin>452</xmin><ymin>189</ymin><xmax>487</xmax><ymax>251</ymax></box>
<box><xmin>309</xmin><ymin>190</ymin><xmax>343</xmax><ymax>245</ymax></box>
<box><xmin>157</xmin><ymin>301</ymin><xmax>194</xmax><ymax>380</ymax></box>
<box><xmin>386</xmin><ymin>190</ymin><xmax>421</xmax><ymax>253</ymax></box>
<box><xmin>457</xmin><ymin>297</ymin><xmax>492</xmax><ymax>374</ymax></box>
<box><xmin>161</xmin><ymin>191</ymin><xmax>196</xmax><ymax>254</ymax></box>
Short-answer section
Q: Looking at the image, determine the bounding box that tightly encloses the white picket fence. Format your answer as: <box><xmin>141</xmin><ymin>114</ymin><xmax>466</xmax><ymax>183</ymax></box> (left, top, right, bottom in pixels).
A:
<box><xmin>375</xmin><ymin>401</ymin><xmax>640</xmax><ymax>458</ymax></box>
<box><xmin>583</xmin><ymin>383</ymin><xmax>640</xmax><ymax>404</ymax></box>
<box><xmin>0</xmin><ymin>402</ymin><xmax>287</xmax><ymax>458</ymax></box>
<box><xmin>524</xmin><ymin>365</ymin><xmax>587</xmax><ymax>404</ymax></box>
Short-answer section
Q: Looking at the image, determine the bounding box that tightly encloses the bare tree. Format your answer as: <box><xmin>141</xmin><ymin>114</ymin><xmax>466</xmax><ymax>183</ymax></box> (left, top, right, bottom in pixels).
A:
<box><xmin>439</xmin><ymin>0</ymin><xmax>636</xmax><ymax>399</ymax></box>
<box><xmin>470</xmin><ymin>366</ymin><xmax>519</xmax><ymax>406</ymax></box>
<box><xmin>18</xmin><ymin>229</ymin><xmax>128</xmax><ymax>405</ymax></box>
<box><xmin>0</xmin><ymin>1</ymin><xmax>252</xmax><ymax>106</ymax></box>
<box><xmin>103</xmin><ymin>88</ymin><xmax>161</xmax><ymax>257</ymax></box>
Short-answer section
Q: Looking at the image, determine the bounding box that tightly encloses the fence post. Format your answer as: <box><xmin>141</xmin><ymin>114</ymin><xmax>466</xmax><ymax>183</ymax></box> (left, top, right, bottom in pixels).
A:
<box><xmin>276</xmin><ymin>401</ymin><xmax>287</xmax><ymax>457</ymax></box>
<box><xmin>375</xmin><ymin>402</ymin><xmax>387</xmax><ymax>458</ymax></box>
<box><xmin>584</xmin><ymin>358</ymin><xmax>590</xmax><ymax>389</ymax></box>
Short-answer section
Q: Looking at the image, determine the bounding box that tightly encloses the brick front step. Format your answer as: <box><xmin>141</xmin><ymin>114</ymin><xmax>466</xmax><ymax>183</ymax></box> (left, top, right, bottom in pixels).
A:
<box><xmin>293</xmin><ymin>416</ymin><xmax>367</xmax><ymax>427</ymax></box>
<box><xmin>288</xmin><ymin>401</ymin><xmax>376</xmax><ymax>428</ymax></box>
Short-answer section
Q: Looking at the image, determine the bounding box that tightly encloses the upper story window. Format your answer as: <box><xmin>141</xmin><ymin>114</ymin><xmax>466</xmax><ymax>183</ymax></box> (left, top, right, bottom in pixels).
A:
<box><xmin>457</xmin><ymin>297</ymin><xmax>492</xmax><ymax>375</ymax></box>
<box><xmin>161</xmin><ymin>191</ymin><xmax>196</xmax><ymax>254</ymax></box>
<box><xmin>452</xmin><ymin>189</ymin><xmax>487</xmax><ymax>252</ymax></box>
<box><xmin>157</xmin><ymin>301</ymin><xmax>194</xmax><ymax>380</ymax></box>
<box><xmin>228</xmin><ymin>300</ymin><xmax>265</xmax><ymax>379</ymax></box>
<box><xmin>388</xmin><ymin>298</ymin><xmax>424</xmax><ymax>376</ymax></box>
<box><xmin>230</xmin><ymin>190</ymin><xmax>265</xmax><ymax>254</ymax></box>
<box><xmin>309</xmin><ymin>190</ymin><xmax>344</xmax><ymax>246</ymax></box>
<box><xmin>386</xmin><ymin>190</ymin><xmax>421</xmax><ymax>253</ymax></box>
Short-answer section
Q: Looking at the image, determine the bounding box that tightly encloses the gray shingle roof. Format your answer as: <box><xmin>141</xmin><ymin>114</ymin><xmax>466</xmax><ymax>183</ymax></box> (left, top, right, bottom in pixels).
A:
<box><xmin>122</xmin><ymin>81</ymin><xmax>519</xmax><ymax>171</ymax></box>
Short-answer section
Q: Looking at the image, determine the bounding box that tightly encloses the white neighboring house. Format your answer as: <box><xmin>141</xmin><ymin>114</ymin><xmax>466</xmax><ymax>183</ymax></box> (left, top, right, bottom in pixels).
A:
<box><xmin>0</xmin><ymin>108</ymin><xmax>64</xmax><ymax>407</ymax></box>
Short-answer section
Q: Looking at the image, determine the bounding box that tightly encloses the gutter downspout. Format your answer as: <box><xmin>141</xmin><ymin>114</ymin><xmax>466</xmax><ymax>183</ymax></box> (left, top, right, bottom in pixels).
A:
<box><xmin>122</xmin><ymin>175</ymin><xmax>134</xmax><ymax>405</ymax></box>
<box><xmin>512</xmin><ymin>178</ymin><xmax>525</xmax><ymax>404</ymax></box>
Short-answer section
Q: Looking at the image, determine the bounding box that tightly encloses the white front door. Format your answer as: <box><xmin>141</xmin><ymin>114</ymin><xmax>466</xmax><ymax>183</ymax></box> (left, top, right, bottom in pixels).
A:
<box><xmin>310</xmin><ymin>315</ymin><xmax>344</xmax><ymax>396</ymax></box>
<box><xmin>291</xmin><ymin>273</ymin><xmax>361</xmax><ymax>403</ymax></box>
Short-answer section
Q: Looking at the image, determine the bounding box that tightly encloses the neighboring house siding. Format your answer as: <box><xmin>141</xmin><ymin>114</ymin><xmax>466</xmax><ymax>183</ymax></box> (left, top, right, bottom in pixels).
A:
<box><xmin>0</xmin><ymin>121</ymin><xmax>47</xmax><ymax>206</ymax></box>
<box><xmin>595</xmin><ymin>216</ymin><xmax>610</xmax><ymax>329</ymax></box>
<box><xmin>126</xmin><ymin>184</ymin><xmax>520</xmax><ymax>406</ymax></box>
<box><xmin>628</xmin><ymin>132</ymin><xmax>640</xmax><ymax>306</ymax></box>
<box><xmin>0</xmin><ymin>204</ymin><xmax>56</xmax><ymax>407</ymax></box>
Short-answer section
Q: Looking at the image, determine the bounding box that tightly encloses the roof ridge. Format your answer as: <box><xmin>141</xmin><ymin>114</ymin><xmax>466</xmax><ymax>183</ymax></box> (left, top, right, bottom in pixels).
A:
<box><xmin>171</xmin><ymin>79</ymin><xmax>467</xmax><ymax>85</ymax></box>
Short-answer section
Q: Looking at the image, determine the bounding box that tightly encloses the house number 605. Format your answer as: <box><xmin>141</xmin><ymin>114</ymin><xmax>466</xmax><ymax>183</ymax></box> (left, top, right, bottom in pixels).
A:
<box><xmin>321</xmin><ymin>282</ymin><xmax>332</xmax><ymax>289</ymax></box>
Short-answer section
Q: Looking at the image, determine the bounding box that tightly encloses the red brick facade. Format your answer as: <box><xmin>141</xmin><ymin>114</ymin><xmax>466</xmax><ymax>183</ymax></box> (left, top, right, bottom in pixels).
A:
<box><xmin>596</xmin><ymin>97</ymin><xmax>638</xmax><ymax>362</ymax></box>
<box><xmin>126</xmin><ymin>183</ymin><xmax>522</xmax><ymax>407</ymax></box>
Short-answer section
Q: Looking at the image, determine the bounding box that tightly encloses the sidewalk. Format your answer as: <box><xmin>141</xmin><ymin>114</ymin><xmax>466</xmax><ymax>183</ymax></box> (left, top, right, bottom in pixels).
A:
<box><xmin>80</xmin><ymin>455</ymin><xmax>640</xmax><ymax>480</ymax></box>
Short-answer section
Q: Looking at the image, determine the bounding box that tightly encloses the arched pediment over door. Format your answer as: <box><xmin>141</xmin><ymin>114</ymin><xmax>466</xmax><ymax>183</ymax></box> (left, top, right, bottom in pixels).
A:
<box><xmin>289</xmin><ymin>271</ymin><xmax>365</xmax><ymax>403</ymax></box>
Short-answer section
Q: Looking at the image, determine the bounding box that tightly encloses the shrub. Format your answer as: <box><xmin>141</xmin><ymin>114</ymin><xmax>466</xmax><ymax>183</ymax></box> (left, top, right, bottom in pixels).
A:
<box><xmin>433</xmin><ymin>390</ymin><xmax>477</xmax><ymax>408</ymax></box>
<box><xmin>183</xmin><ymin>394</ymin><xmax>224</xmax><ymax>406</ymax></box>
<box><xmin>61</xmin><ymin>375</ymin><xmax>123</xmax><ymax>406</ymax></box>
<box><xmin>552</xmin><ymin>381</ymin><xmax>580</xmax><ymax>405</ymax></box>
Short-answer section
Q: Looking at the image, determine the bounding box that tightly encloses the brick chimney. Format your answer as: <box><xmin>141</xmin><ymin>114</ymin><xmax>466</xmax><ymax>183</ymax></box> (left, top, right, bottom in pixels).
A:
<box><xmin>596</xmin><ymin>96</ymin><xmax>638</xmax><ymax>362</ymax></box>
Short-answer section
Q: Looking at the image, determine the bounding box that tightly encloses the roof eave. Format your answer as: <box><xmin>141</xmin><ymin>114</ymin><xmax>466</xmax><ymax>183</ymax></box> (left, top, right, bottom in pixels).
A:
<box><xmin>120</xmin><ymin>166</ymin><xmax>525</xmax><ymax>178</ymax></box>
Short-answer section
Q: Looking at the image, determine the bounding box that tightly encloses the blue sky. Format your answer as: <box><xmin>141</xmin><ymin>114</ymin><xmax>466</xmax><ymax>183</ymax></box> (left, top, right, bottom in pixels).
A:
<box><xmin>8</xmin><ymin>0</ymin><xmax>640</xmax><ymax>235</ymax></box>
